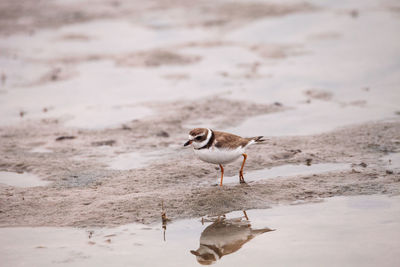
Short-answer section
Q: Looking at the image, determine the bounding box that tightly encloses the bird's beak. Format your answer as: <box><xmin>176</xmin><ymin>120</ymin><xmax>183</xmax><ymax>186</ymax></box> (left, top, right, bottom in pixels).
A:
<box><xmin>190</xmin><ymin>250</ymin><xmax>200</xmax><ymax>256</ymax></box>
<box><xmin>184</xmin><ymin>140</ymin><xmax>192</xmax><ymax>146</ymax></box>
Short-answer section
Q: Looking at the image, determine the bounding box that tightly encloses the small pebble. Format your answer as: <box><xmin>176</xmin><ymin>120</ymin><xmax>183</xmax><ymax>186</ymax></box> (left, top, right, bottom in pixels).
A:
<box><xmin>359</xmin><ymin>162</ymin><xmax>367</xmax><ymax>168</ymax></box>
<box><xmin>55</xmin><ymin>136</ymin><xmax>76</xmax><ymax>141</ymax></box>
<box><xmin>156</xmin><ymin>130</ymin><xmax>170</xmax><ymax>137</ymax></box>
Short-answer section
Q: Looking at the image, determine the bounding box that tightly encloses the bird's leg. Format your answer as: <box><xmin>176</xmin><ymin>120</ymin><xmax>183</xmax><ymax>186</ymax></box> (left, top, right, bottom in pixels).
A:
<box><xmin>219</xmin><ymin>164</ymin><xmax>224</xmax><ymax>187</ymax></box>
<box><xmin>239</xmin><ymin>153</ymin><xmax>247</xmax><ymax>184</ymax></box>
<box><xmin>243</xmin><ymin>210</ymin><xmax>249</xmax><ymax>221</ymax></box>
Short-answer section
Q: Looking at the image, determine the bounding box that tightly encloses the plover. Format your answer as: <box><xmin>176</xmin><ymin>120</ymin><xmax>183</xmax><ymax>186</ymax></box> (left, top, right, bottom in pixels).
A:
<box><xmin>184</xmin><ymin>128</ymin><xmax>265</xmax><ymax>186</ymax></box>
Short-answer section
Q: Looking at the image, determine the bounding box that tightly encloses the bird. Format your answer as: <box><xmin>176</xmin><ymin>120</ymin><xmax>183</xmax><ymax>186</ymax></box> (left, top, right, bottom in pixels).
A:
<box><xmin>184</xmin><ymin>128</ymin><xmax>265</xmax><ymax>186</ymax></box>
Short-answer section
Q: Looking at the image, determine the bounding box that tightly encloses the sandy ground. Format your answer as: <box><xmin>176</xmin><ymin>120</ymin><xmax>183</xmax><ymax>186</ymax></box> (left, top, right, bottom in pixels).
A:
<box><xmin>1</xmin><ymin>0</ymin><xmax>400</xmax><ymax>228</ymax></box>
<box><xmin>1</xmin><ymin>108</ymin><xmax>399</xmax><ymax>227</ymax></box>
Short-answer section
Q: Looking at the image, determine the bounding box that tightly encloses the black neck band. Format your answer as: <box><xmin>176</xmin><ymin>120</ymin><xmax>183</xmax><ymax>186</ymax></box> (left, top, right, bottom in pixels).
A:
<box><xmin>203</xmin><ymin>244</ymin><xmax>223</xmax><ymax>258</ymax></box>
<box><xmin>195</xmin><ymin>130</ymin><xmax>214</xmax><ymax>150</ymax></box>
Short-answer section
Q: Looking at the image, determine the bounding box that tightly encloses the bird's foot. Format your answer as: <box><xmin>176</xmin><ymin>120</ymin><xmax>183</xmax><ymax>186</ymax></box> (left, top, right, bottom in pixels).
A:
<box><xmin>239</xmin><ymin>173</ymin><xmax>246</xmax><ymax>184</ymax></box>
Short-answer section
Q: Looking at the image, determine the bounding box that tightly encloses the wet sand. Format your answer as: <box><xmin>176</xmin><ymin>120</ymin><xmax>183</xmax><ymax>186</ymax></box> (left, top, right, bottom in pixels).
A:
<box><xmin>1</xmin><ymin>0</ymin><xmax>400</xmax><ymax>265</ymax></box>
<box><xmin>0</xmin><ymin>0</ymin><xmax>399</xmax><ymax>239</ymax></box>
<box><xmin>0</xmin><ymin>114</ymin><xmax>399</xmax><ymax>226</ymax></box>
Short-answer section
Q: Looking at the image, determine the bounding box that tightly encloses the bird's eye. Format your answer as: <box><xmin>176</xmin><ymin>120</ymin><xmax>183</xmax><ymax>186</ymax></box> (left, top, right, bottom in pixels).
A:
<box><xmin>195</xmin><ymin>136</ymin><xmax>202</xmax><ymax>141</ymax></box>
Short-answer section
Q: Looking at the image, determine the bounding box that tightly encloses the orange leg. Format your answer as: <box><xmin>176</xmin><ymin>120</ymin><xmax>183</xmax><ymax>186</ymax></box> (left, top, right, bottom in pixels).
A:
<box><xmin>243</xmin><ymin>210</ymin><xmax>249</xmax><ymax>221</ymax></box>
<box><xmin>219</xmin><ymin>164</ymin><xmax>224</xmax><ymax>187</ymax></box>
<box><xmin>239</xmin><ymin>153</ymin><xmax>247</xmax><ymax>184</ymax></box>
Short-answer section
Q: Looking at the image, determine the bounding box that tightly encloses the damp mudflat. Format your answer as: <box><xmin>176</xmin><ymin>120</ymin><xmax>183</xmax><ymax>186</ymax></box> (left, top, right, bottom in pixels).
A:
<box><xmin>0</xmin><ymin>0</ymin><xmax>399</xmax><ymax>265</ymax></box>
<box><xmin>1</xmin><ymin>195</ymin><xmax>399</xmax><ymax>267</ymax></box>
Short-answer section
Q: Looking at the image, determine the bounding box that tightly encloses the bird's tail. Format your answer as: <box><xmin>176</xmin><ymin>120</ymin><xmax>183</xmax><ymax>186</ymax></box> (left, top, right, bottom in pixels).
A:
<box><xmin>251</xmin><ymin>227</ymin><xmax>275</xmax><ymax>235</ymax></box>
<box><xmin>252</xmin><ymin>136</ymin><xmax>267</xmax><ymax>143</ymax></box>
<box><xmin>245</xmin><ymin>136</ymin><xmax>267</xmax><ymax>148</ymax></box>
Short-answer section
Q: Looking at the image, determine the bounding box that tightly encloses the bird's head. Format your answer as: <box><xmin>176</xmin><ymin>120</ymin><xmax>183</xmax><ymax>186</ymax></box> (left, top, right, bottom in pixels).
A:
<box><xmin>184</xmin><ymin>128</ymin><xmax>211</xmax><ymax>149</ymax></box>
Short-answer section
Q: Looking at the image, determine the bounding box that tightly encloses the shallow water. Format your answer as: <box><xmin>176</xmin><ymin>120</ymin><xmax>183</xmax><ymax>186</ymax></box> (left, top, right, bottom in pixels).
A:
<box><xmin>106</xmin><ymin>146</ymin><xmax>185</xmax><ymax>170</ymax></box>
<box><xmin>29</xmin><ymin>146</ymin><xmax>53</xmax><ymax>153</ymax></box>
<box><xmin>1</xmin><ymin>195</ymin><xmax>399</xmax><ymax>267</ymax></box>
<box><xmin>224</xmin><ymin>3</ymin><xmax>400</xmax><ymax>136</ymax></box>
<box><xmin>106</xmin><ymin>152</ymin><xmax>154</xmax><ymax>170</ymax></box>
<box><xmin>1</xmin><ymin>0</ymin><xmax>399</xmax><ymax>132</ymax></box>
<box><xmin>0</xmin><ymin>171</ymin><xmax>50</xmax><ymax>187</ymax></box>
<box><xmin>222</xmin><ymin>163</ymin><xmax>350</xmax><ymax>184</ymax></box>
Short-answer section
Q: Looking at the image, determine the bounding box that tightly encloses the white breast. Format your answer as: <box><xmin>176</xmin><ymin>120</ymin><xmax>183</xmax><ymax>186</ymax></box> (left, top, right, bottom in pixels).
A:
<box><xmin>193</xmin><ymin>146</ymin><xmax>245</xmax><ymax>164</ymax></box>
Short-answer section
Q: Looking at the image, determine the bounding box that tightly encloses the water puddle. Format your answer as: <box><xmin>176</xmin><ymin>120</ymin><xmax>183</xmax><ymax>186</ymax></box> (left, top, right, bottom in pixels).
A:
<box><xmin>222</xmin><ymin>163</ymin><xmax>350</xmax><ymax>184</ymax></box>
<box><xmin>382</xmin><ymin>153</ymin><xmax>400</xmax><ymax>170</ymax></box>
<box><xmin>30</xmin><ymin>147</ymin><xmax>53</xmax><ymax>153</ymax></box>
<box><xmin>62</xmin><ymin>105</ymin><xmax>154</xmax><ymax>129</ymax></box>
<box><xmin>1</xmin><ymin>195</ymin><xmax>399</xmax><ymax>267</ymax></box>
<box><xmin>107</xmin><ymin>152</ymin><xmax>154</xmax><ymax>170</ymax></box>
<box><xmin>107</xmin><ymin>146</ymin><xmax>187</xmax><ymax>170</ymax></box>
<box><xmin>0</xmin><ymin>171</ymin><xmax>50</xmax><ymax>187</ymax></box>
<box><xmin>225</xmin><ymin>103</ymin><xmax>398</xmax><ymax>137</ymax></box>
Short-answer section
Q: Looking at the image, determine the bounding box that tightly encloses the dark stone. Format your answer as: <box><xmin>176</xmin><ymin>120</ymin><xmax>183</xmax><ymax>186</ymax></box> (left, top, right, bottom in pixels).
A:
<box><xmin>55</xmin><ymin>136</ymin><xmax>76</xmax><ymax>141</ymax></box>
<box><xmin>359</xmin><ymin>162</ymin><xmax>367</xmax><ymax>168</ymax></box>
<box><xmin>91</xmin><ymin>140</ymin><xmax>116</xmax><ymax>146</ymax></box>
<box><xmin>156</xmin><ymin>131</ymin><xmax>170</xmax><ymax>138</ymax></box>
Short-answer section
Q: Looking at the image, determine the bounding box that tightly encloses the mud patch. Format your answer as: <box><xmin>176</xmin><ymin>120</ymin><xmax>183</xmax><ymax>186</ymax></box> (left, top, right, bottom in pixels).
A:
<box><xmin>251</xmin><ymin>44</ymin><xmax>305</xmax><ymax>59</ymax></box>
<box><xmin>178</xmin><ymin>96</ymin><xmax>285</xmax><ymax>129</ymax></box>
<box><xmin>116</xmin><ymin>50</ymin><xmax>202</xmax><ymax>68</ymax></box>
<box><xmin>30</xmin><ymin>67</ymin><xmax>77</xmax><ymax>86</ymax></box>
<box><xmin>200</xmin><ymin>2</ymin><xmax>317</xmax><ymax>28</ymax></box>
<box><xmin>304</xmin><ymin>89</ymin><xmax>333</xmax><ymax>101</ymax></box>
<box><xmin>0</xmin><ymin>0</ymin><xmax>317</xmax><ymax>36</ymax></box>
<box><xmin>57</xmin><ymin>33</ymin><xmax>92</xmax><ymax>41</ymax></box>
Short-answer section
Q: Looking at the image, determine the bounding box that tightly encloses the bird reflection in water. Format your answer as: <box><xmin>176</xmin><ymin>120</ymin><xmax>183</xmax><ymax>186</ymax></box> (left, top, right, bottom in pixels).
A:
<box><xmin>161</xmin><ymin>200</ymin><xmax>170</xmax><ymax>241</ymax></box>
<box><xmin>190</xmin><ymin>211</ymin><xmax>274</xmax><ymax>265</ymax></box>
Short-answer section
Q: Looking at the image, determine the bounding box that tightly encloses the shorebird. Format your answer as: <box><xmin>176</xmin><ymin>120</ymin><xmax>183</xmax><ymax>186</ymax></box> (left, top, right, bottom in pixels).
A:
<box><xmin>184</xmin><ymin>128</ymin><xmax>265</xmax><ymax>186</ymax></box>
